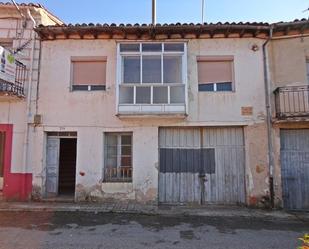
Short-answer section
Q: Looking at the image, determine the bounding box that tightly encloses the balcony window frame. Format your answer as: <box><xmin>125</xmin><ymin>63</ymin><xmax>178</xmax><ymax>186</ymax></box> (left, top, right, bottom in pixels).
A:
<box><xmin>197</xmin><ymin>56</ymin><xmax>235</xmax><ymax>93</ymax></box>
<box><xmin>116</xmin><ymin>42</ymin><xmax>188</xmax><ymax>115</ymax></box>
<box><xmin>70</xmin><ymin>56</ymin><xmax>107</xmax><ymax>92</ymax></box>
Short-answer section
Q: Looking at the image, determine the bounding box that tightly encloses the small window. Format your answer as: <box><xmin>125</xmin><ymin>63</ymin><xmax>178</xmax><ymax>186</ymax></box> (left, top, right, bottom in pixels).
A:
<box><xmin>71</xmin><ymin>59</ymin><xmax>106</xmax><ymax>91</ymax></box>
<box><xmin>120</xmin><ymin>44</ymin><xmax>140</xmax><ymax>52</ymax></box>
<box><xmin>104</xmin><ymin>133</ymin><xmax>132</xmax><ymax>182</ymax></box>
<box><xmin>198</xmin><ymin>57</ymin><xmax>234</xmax><ymax>92</ymax></box>
<box><xmin>164</xmin><ymin>43</ymin><xmax>184</xmax><ymax>52</ymax></box>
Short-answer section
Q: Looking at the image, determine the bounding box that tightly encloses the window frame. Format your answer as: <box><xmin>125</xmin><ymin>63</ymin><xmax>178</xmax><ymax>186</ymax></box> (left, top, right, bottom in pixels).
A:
<box><xmin>197</xmin><ymin>56</ymin><xmax>235</xmax><ymax>93</ymax></box>
<box><xmin>70</xmin><ymin>56</ymin><xmax>107</xmax><ymax>92</ymax></box>
<box><xmin>104</xmin><ymin>132</ymin><xmax>133</xmax><ymax>183</ymax></box>
<box><xmin>119</xmin><ymin>42</ymin><xmax>185</xmax><ymax>85</ymax></box>
<box><xmin>116</xmin><ymin>42</ymin><xmax>188</xmax><ymax>113</ymax></box>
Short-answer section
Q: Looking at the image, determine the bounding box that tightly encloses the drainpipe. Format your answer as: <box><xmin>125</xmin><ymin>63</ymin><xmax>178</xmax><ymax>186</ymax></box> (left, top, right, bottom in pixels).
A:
<box><xmin>21</xmin><ymin>8</ymin><xmax>36</xmax><ymax>199</ymax></box>
<box><xmin>262</xmin><ymin>25</ymin><xmax>274</xmax><ymax>208</ymax></box>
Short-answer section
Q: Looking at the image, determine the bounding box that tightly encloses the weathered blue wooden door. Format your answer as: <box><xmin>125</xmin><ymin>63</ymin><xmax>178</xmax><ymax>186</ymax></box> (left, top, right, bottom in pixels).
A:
<box><xmin>281</xmin><ymin>129</ymin><xmax>309</xmax><ymax>210</ymax></box>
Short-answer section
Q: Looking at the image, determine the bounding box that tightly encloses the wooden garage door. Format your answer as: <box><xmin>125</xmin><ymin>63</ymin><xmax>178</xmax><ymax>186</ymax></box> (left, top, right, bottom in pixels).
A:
<box><xmin>280</xmin><ymin>129</ymin><xmax>309</xmax><ymax>210</ymax></box>
<box><xmin>158</xmin><ymin>127</ymin><xmax>245</xmax><ymax>205</ymax></box>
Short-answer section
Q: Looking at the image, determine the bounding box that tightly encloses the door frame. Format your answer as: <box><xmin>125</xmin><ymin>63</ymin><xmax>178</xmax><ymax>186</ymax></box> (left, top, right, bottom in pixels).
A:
<box><xmin>44</xmin><ymin>132</ymin><xmax>77</xmax><ymax>198</ymax></box>
<box><xmin>0</xmin><ymin>124</ymin><xmax>13</xmax><ymax>194</ymax></box>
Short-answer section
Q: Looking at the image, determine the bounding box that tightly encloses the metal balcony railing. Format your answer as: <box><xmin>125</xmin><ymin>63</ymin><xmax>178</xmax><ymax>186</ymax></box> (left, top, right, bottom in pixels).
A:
<box><xmin>0</xmin><ymin>60</ymin><xmax>26</xmax><ymax>97</ymax></box>
<box><xmin>104</xmin><ymin>167</ymin><xmax>132</xmax><ymax>182</ymax></box>
<box><xmin>274</xmin><ymin>85</ymin><xmax>309</xmax><ymax>118</ymax></box>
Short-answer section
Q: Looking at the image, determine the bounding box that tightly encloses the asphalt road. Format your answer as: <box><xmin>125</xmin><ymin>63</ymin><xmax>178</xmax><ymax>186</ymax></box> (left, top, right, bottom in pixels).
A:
<box><xmin>0</xmin><ymin>211</ymin><xmax>308</xmax><ymax>249</ymax></box>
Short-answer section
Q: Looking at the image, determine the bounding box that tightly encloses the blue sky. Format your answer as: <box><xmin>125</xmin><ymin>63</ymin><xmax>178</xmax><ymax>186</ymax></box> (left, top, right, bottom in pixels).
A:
<box><xmin>17</xmin><ymin>0</ymin><xmax>309</xmax><ymax>24</ymax></box>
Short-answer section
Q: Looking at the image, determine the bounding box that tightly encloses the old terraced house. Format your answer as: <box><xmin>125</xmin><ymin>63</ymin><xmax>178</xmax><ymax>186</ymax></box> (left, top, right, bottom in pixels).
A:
<box><xmin>0</xmin><ymin>2</ymin><xmax>308</xmax><ymax>210</ymax></box>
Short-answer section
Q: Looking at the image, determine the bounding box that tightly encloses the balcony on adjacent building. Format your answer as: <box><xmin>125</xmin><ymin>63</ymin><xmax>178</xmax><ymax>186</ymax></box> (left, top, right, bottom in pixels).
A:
<box><xmin>0</xmin><ymin>60</ymin><xmax>26</xmax><ymax>100</ymax></box>
<box><xmin>274</xmin><ymin>85</ymin><xmax>309</xmax><ymax>119</ymax></box>
<box><xmin>117</xmin><ymin>42</ymin><xmax>187</xmax><ymax>117</ymax></box>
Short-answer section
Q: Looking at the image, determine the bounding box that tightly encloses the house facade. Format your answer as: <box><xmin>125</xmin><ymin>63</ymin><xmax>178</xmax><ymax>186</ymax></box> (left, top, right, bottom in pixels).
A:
<box><xmin>30</xmin><ymin>22</ymin><xmax>273</xmax><ymax>207</ymax></box>
<box><xmin>0</xmin><ymin>3</ymin><xmax>63</xmax><ymax>200</ymax></box>
<box><xmin>1</xmin><ymin>6</ymin><xmax>308</xmax><ymax>209</ymax></box>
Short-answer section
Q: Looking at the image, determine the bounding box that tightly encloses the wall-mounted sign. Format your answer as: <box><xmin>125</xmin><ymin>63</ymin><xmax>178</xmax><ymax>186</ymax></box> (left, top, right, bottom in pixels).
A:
<box><xmin>0</xmin><ymin>46</ymin><xmax>16</xmax><ymax>84</ymax></box>
<box><xmin>241</xmin><ymin>106</ymin><xmax>253</xmax><ymax>116</ymax></box>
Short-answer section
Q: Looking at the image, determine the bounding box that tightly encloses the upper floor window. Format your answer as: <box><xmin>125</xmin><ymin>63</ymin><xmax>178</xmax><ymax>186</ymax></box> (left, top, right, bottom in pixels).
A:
<box><xmin>120</xmin><ymin>43</ymin><xmax>184</xmax><ymax>84</ymax></box>
<box><xmin>71</xmin><ymin>57</ymin><xmax>106</xmax><ymax>91</ymax></box>
<box><xmin>197</xmin><ymin>56</ymin><xmax>234</xmax><ymax>92</ymax></box>
<box><xmin>118</xmin><ymin>43</ymin><xmax>186</xmax><ymax>106</ymax></box>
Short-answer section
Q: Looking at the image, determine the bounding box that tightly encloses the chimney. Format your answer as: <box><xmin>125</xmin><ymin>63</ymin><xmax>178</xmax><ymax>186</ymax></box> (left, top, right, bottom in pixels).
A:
<box><xmin>152</xmin><ymin>0</ymin><xmax>156</xmax><ymax>25</ymax></box>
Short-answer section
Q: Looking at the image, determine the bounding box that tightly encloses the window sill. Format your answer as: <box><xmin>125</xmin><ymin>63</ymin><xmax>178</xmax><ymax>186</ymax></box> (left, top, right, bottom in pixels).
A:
<box><xmin>71</xmin><ymin>85</ymin><xmax>106</xmax><ymax>91</ymax></box>
<box><xmin>103</xmin><ymin>179</ymin><xmax>132</xmax><ymax>183</ymax></box>
<box><xmin>101</xmin><ymin>182</ymin><xmax>134</xmax><ymax>194</ymax></box>
<box><xmin>117</xmin><ymin>103</ymin><xmax>186</xmax><ymax>117</ymax></box>
<box><xmin>198</xmin><ymin>91</ymin><xmax>235</xmax><ymax>93</ymax></box>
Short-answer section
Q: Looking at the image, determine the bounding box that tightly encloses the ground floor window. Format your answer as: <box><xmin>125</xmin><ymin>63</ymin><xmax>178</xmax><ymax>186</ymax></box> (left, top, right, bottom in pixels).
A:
<box><xmin>104</xmin><ymin>133</ymin><xmax>132</xmax><ymax>182</ymax></box>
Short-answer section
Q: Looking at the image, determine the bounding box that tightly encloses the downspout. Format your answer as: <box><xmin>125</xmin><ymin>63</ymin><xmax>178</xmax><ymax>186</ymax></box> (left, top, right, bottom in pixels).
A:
<box><xmin>21</xmin><ymin>8</ymin><xmax>36</xmax><ymax>199</ymax></box>
<box><xmin>262</xmin><ymin>25</ymin><xmax>274</xmax><ymax>208</ymax></box>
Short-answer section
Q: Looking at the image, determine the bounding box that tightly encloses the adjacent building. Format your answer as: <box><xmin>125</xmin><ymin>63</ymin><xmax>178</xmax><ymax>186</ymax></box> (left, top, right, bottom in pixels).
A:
<box><xmin>269</xmin><ymin>21</ymin><xmax>309</xmax><ymax>210</ymax></box>
<box><xmin>0</xmin><ymin>2</ymin><xmax>63</xmax><ymax>200</ymax></box>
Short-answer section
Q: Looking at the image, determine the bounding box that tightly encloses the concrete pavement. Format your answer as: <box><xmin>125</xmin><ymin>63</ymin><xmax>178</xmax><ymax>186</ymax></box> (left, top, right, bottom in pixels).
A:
<box><xmin>0</xmin><ymin>200</ymin><xmax>308</xmax><ymax>221</ymax></box>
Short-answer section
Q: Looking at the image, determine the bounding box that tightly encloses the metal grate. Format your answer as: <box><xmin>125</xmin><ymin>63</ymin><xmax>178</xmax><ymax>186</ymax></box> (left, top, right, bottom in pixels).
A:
<box><xmin>0</xmin><ymin>60</ymin><xmax>26</xmax><ymax>97</ymax></box>
<box><xmin>274</xmin><ymin>85</ymin><xmax>309</xmax><ymax>118</ymax></box>
<box><xmin>104</xmin><ymin>167</ymin><xmax>132</xmax><ymax>182</ymax></box>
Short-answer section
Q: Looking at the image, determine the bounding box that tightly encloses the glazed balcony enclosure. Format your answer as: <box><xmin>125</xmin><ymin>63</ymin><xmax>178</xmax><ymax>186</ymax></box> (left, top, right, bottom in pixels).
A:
<box><xmin>117</xmin><ymin>42</ymin><xmax>187</xmax><ymax>116</ymax></box>
<box><xmin>274</xmin><ymin>85</ymin><xmax>309</xmax><ymax>119</ymax></box>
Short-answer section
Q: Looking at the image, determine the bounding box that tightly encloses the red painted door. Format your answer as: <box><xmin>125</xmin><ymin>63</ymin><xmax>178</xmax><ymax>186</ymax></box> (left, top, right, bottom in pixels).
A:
<box><xmin>0</xmin><ymin>124</ymin><xmax>32</xmax><ymax>201</ymax></box>
<box><xmin>0</xmin><ymin>131</ymin><xmax>5</xmax><ymax>190</ymax></box>
<box><xmin>0</xmin><ymin>124</ymin><xmax>12</xmax><ymax>194</ymax></box>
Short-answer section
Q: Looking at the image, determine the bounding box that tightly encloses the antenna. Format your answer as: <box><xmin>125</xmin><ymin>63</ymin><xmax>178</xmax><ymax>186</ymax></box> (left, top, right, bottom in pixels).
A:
<box><xmin>152</xmin><ymin>0</ymin><xmax>156</xmax><ymax>25</ymax></box>
<box><xmin>201</xmin><ymin>0</ymin><xmax>205</xmax><ymax>23</ymax></box>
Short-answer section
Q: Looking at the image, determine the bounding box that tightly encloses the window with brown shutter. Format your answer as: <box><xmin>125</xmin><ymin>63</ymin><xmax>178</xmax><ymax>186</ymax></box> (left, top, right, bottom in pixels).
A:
<box><xmin>71</xmin><ymin>59</ymin><xmax>106</xmax><ymax>91</ymax></box>
<box><xmin>197</xmin><ymin>57</ymin><xmax>234</xmax><ymax>92</ymax></box>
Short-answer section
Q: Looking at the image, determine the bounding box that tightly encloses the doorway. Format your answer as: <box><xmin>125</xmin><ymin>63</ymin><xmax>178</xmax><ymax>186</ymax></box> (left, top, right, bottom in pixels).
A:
<box><xmin>46</xmin><ymin>133</ymin><xmax>77</xmax><ymax>197</ymax></box>
<box><xmin>158</xmin><ymin>127</ymin><xmax>245</xmax><ymax>205</ymax></box>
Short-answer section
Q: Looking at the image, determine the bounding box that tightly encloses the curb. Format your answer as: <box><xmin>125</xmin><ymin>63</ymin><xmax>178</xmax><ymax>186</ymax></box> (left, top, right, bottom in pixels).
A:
<box><xmin>0</xmin><ymin>205</ymin><xmax>307</xmax><ymax>221</ymax></box>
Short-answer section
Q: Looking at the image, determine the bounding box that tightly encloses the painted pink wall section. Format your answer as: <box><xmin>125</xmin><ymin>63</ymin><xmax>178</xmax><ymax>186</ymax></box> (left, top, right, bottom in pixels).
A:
<box><xmin>0</xmin><ymin>124</ymin><xmax>32</xmax><ymax>201</ymax></box>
